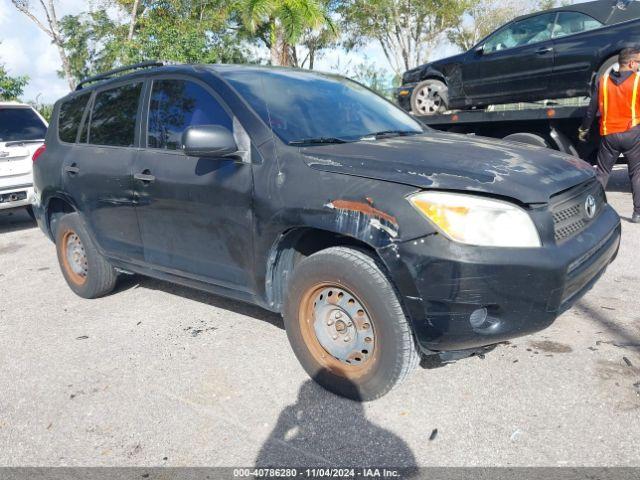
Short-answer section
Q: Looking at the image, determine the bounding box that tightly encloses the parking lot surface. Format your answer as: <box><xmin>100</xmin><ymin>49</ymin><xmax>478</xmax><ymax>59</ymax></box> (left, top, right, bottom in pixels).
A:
<box><xmin>1</xmin><ymin>166</ymin><xmax>639</xmax><ymax>467</ymax></box>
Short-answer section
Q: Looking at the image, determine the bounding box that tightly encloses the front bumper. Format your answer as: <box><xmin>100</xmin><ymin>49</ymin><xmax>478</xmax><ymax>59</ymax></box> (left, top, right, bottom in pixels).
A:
<box><xmin>0</xmin><ymin>184</ymin><xmax>35</xmax><ymax>210</ymax></box>
<box><xmin>381</xmin><ymin>205</ymin><xmax>621</xmax><ymax>353</ymax></box>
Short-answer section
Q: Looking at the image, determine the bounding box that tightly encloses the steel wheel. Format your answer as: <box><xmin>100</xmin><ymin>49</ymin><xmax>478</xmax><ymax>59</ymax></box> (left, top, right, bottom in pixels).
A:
<box><xmin>411</xmin><ymin>80</ymin><xmax>447</xmax><ymax>115</ymax></box>
<box><xmin>298</xmin><ymin>283</ymin><xmax>378</xmax><ymax>378</ymax></box>
<box><xmin>60</xmin><ymin>229</ymin><xmax>88</xmax><ymax>286</ymax></box>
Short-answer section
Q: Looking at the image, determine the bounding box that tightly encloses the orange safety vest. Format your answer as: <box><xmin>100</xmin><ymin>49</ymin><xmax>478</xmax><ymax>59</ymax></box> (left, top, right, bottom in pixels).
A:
<box><xmin>599</xmin><ymin>72</ymin><xmax>640</xmax><ymax>136</ymax></box>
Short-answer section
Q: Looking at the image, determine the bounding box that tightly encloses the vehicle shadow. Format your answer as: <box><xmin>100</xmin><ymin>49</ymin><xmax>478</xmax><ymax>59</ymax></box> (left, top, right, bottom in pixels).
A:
<box><xmin>255</xmin><ymin>378</ymin><xmax>418</xmax><ymax>472</ymax></box>
<box><xmin>0</xmin><ymin>209</ymin><xmax>36</xmax><ymax>234</ymax></box>
<box><xmin>574</xmin><ymin>300</ymin><xmax>640</xmax><ymax>351</ymax></box>
<box><xmin>116</xmin><ymin>274</ymin><xmax>285</xmax><ymax>330</ymax></box>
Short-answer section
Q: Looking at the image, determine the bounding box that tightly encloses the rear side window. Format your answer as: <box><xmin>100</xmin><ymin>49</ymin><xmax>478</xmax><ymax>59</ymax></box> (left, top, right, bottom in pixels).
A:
<box><xmin>553</xmin><ymin>12</ymin><xmax>603</xmax><ymax>38</ymax></box>
<box><xmin>89</xmin><ymin>82</ymin><xmax>143</xmax><ymax>147</ymax></box>
<box><xmin>147</xmin><ymin>79</ymin><xmax>232</xmax><ymax>150</ymax></box>
<box><xmin>0</xmin><ymin>107</ymin><xmax>47</xmax><ymax>142</ymax></box>
<box><xmin>58</xmin><ymin>93</ymin><xmax>90</xmax><ymax>143</ymax></box>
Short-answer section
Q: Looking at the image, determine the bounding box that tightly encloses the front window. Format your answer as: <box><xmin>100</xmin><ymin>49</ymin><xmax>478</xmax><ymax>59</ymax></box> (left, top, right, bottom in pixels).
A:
<box><xmin>147</xmin><ymin>79</ymin><xmax>233</xmax><ymax>150</ymax></box>
<box><xmin>484</xmin><ymin>13</ymin><xmax>557</xmax><ymax>53</ymax></box>
<box><xmin>0</xmin><ymin>107</ymin><xmax>47</xmax><ymax>143</ymax></box>
<box><xmin>220</xmin><ymin>69</ymin><xmax>423</xmax><ymax>145</ymax></box>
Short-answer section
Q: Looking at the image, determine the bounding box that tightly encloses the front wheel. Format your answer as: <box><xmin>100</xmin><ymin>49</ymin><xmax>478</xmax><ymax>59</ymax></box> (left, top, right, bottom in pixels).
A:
<box><xmin>410</xmin><ymin>79</ymin><xmax>448</xmax><ymax>116</ymax></box>
<box><xmin>283</xmin><ymin>247</ymin><xmax>420</xmax><ymax>401</ymax></box>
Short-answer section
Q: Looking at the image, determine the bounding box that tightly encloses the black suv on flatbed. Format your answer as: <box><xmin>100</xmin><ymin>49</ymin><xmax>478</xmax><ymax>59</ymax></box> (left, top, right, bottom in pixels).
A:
<box><xmin>33</xmin><ymin>63</ymin><xmax>621</xmax><ymax>400</ymax></box>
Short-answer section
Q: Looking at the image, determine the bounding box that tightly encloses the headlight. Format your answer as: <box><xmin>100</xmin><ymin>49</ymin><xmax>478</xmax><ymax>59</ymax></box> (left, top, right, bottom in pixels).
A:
<box><xmin>408</xmin><ymin>191</ymin><xmax>541</xmax><ymax>247</ymax></box>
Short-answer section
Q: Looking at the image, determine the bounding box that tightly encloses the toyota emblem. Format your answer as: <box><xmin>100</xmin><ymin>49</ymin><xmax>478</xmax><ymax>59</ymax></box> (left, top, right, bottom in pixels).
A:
<box><xmin>584</xmin><ymin>194</ymin><xmax>597</xmax><ymax>219</ymax></box>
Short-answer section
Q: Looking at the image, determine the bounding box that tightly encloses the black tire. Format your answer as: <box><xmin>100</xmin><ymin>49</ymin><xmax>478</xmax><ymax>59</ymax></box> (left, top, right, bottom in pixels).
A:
<box><xmin>410</xmin><ymin>79</ymin><xmax>448</xmax><ymax>116</ymax></box>
<box><xmin>25</xmin><ymin>205</ymin><xmax>36</xmax><ymax>221</ymax></box>
<box><xmin>596</xmin><ymin>55</ymin><xmax>619</xmax><ymax>83</ymax></box>
<box><xmin>283</xmin><ymin>247</ymin><xmax>420</xmax><ymax>401</ymax></box>
<box><xmin>55</xmin><ymin>212</ymin><xmax>117</xmax><ymax>299</ymax></box>
<box><xmin>502</xmin><ymin>132</ymin><xmax>551</xmax><ymax>149</ymax></box>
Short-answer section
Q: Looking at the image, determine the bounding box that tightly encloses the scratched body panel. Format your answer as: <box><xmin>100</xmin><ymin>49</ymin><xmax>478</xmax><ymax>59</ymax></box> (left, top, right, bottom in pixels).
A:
<box><xmin>33</xmin><ymin>63</ymin><xmax>621</xmax><ymax>356</ymax></box>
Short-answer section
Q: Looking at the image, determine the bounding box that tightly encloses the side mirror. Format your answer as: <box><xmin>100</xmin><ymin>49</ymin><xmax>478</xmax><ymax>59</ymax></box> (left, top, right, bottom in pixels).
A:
<box><xmin>474</xmin><ymin>44</ymin><xmax>485</xmax><ymax>55</ymax></box>
<box><xmin>182</xmin><ymin>125</ymin><xmax>238</xmax><ymax>158</ymax></box>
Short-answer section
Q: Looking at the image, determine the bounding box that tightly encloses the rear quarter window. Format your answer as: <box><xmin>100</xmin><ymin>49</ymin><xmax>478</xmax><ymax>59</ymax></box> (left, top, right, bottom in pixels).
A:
<box><xmin>0</xmin><ymin>107</ymin><xmax>47</xmax><ymax>142</ymax></box>
<box><xmin>58</xmin><ymin>93</ymin><xmax>91</xmax><ymax>143</ymax></box>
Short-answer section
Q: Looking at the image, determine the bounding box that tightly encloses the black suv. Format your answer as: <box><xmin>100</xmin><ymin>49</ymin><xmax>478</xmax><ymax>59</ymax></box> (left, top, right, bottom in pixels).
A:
<box><xmin>33</xmin><ymin>63</ymin><xmax>620</xmax><ymax>400</ymax></box>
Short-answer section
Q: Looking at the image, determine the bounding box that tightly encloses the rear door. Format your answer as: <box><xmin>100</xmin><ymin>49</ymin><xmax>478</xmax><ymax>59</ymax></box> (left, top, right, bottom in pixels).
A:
<box><xmin>133</xmin><ymin>76</ymin><xmax>254</xmax><ymax>289</ymax></box>
<box><xmin>0</xmin><ymin>106</ymin><xmax>47</xmax><ymax>192</ymax></box>
<box><xmin>61</xmin><ymin>82</ymin><xmax>145</xmax><ymax>261</ymax></box>
<box><xmin>549</xmin><ymin>11</ymin><xmax>605</xmax><ymax>96</ymax></box>
<box><xmin>462</xmin><ymin>13</ymin><xmax>556</xmax><ymax>102</ymax></box>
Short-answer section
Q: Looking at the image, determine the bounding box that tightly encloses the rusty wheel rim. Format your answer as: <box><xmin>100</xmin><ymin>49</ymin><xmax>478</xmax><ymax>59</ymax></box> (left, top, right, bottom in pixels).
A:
<box><xmin>60</xmin><ymin>229</ymin><xmax>88</xmax><ymax>286</ymax></box>
<box><xmin>299</xmin><ymin>283</ymin><xmax>377</xmax><ymax>378</ymax></box>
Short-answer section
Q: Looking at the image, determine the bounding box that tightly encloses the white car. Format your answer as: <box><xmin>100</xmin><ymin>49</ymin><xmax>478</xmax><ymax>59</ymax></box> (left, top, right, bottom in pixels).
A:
<box><xmin>0</xmin><ymin>102</ymin><xmax>48</xmax><ymax>217</ymax></box>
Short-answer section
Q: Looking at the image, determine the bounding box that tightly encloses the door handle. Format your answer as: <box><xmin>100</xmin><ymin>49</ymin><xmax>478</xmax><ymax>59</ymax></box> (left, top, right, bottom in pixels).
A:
<box><xmin>64</xmin><ymin>164</ymin><xmax>80</xmax><ymax>175</ymax></box>
<box><xmin>537</xmin><ymin>46</ymin><xmax>553</xmax><ymax>54</ymax></box>
<box><xmin>134</xmin><ymin>170</ymin><xmax>155</xmax><ymax>184</ymax></box>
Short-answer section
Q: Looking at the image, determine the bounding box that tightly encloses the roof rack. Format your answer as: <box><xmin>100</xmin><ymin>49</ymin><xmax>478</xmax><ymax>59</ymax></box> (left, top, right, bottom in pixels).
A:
<box><xmin>75</xmin><ymin>61</ymin><xmax>164</xmax><ymax>91</ymax></box>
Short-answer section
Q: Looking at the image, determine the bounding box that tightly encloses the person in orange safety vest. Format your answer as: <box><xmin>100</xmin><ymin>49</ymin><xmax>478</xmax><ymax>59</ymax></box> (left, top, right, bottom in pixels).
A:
<box><xmin>579</xmin><ymin>47</ymin><xmax>640</xmax><ymax>223</ymax></box>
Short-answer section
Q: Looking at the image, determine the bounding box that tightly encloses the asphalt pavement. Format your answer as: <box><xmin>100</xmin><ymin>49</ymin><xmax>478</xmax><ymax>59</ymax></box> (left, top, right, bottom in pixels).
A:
<box><xmin>0</xmin><ymin>166</ymin><xmax>639</xmax><ymax>467</ymax></box>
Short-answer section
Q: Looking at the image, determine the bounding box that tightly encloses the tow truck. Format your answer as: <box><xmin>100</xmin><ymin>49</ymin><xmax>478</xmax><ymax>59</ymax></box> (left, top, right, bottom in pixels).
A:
<box><xmin>413</xmin><ymin>98</ymin><xmax>601</xmax><ymax>163</ymax></box>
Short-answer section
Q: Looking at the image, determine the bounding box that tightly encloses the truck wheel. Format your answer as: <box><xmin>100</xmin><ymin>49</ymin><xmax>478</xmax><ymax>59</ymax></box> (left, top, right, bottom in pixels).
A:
<box><xmin>55</xmin><ymin>212</ymin><xmax>117</xmax><ymax>299</ymax></box>
<box><xmin>596</xmin><ymin>55</ymin><xmax>619</xmax><ymax>82</ymax></box>
<box><xmin>411</xmin><ymin>79</ymin><xmax>448</xmax><ymax>116</ymax></box>
<box><xmin>283</xmin><ymin>247</ymin><xmax>420</xmax><ymax>401</ymax></box>
<box><xmin>502</xmin><ymin>132</ymin><xmax>550</xmax><ymax>148</ymax></box>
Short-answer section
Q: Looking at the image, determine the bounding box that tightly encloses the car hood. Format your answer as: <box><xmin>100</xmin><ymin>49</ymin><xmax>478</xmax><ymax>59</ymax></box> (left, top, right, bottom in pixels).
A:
<box><xmin>300</xmin><ymin>131</ymin><xmax>595</xmax><ymax>204</ymax></box>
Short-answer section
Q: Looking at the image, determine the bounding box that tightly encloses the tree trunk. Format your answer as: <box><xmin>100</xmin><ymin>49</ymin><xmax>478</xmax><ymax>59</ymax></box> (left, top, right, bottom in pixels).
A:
<box><xmin>128</xmin><ymin>0</ymin><xmax>141</xmax><ymax>41</ymax></box>
<box><xmin>45</xmin><ymin>0</ymin><xmax>76</xmax><ymax>90</ymax></box>
<box><xmin>56</xmin><ymin>43</ymin><xmax>75</xmax><ymax>90</ymax></box>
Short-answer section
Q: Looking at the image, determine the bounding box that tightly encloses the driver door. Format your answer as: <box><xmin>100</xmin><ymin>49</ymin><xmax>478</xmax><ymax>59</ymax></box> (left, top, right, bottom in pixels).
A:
<box><xmin>462</xmin><ymin>13</ymin><xmax>557</xmax><ymax>103</ymax></box>
<box><xmin>133</xmin><ymin>77</ymin><xmax>254</xmax><ymax>290</ymax></box>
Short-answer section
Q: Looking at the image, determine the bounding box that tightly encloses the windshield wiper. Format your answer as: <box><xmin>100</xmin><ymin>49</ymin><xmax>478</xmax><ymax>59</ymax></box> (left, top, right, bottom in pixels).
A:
<box><xmin>362</xmin><ymin>130</ymin><xmax>422</xmax><ymax>139</ymax></box>
<box><xmin>288</xmin><ymin>137</ymin><xmax>350</xmax><ymax>146</ymax></box>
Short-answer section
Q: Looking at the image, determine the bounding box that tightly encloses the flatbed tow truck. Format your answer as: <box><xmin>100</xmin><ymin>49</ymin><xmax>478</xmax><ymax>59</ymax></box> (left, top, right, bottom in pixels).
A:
<box><xmin>414</xmin><ymin>97</ymin><xmax>602</xmax><ymax>163</ymax></box>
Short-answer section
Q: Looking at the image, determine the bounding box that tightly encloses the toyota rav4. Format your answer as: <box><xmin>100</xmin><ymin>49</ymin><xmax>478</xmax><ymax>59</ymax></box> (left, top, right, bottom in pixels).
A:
<box><xmin>33</xmin><ymin>63</ymin><xmax>621</xmax><ymax>400</ymax></box>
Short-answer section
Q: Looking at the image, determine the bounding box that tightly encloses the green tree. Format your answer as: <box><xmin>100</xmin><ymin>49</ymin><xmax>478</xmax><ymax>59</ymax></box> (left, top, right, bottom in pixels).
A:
<box><xmin>0</xmin><ymin>61</ymin><xmax>28</xmax><ymax>101</ymax></box>
<box><xmin>240</xmin><ymin>0</ymin><xmax>334</xmax><ymax>66</ymax></box>
<box><xmin>290</xmin><ymin>0</ymin><xmax>339</xmax><ymax>69</ymax></box>
<box><xmin>59</xmin><ymin>0</ymin><xmax>251</xmax><ymax>85</ymax></box>
<box><xmin>340</xmin><ymin>0</ymin><xmax>472</xmax><ymax>75</ymax></box>
<box><xmin>11</xmin><ymin>0</ymin><xmax>76</xmax><ymax>90</ymax></box>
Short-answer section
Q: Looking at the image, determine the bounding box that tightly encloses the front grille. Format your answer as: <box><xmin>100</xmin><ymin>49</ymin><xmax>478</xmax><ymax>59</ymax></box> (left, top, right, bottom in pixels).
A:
<box><xmin>551</xmin><ymin>180</ymin><xmax>606</xmax><ymax>243</ymax></box>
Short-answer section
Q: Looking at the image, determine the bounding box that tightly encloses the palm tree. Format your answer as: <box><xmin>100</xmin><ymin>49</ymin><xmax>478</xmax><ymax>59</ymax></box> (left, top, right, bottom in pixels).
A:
<box><xmin>241</xmin><ymin>0</ymin><xmax>333</xmax><ymax>66</ymax></box>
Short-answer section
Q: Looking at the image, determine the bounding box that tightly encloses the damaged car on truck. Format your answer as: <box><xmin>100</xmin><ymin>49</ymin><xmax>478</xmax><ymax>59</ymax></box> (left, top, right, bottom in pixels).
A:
<box><xmin>32</xmin><ymin>63</ymin><xmax>621</xmax><ymax>400</ymax></box>
<box><xmin>398</xmin><ymin>0</ymin><xmax>640</xmax><ymax>115</ymax></box>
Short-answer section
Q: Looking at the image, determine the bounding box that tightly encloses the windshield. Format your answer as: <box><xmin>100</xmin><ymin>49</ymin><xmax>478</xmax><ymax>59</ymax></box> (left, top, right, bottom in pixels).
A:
<box><xmin>219</xmin><ymin>68</ymin><xmax>424</xmax><ymax>144</ymax></box>
<box><xmin>0</xmin><ymin>107</ymin><xmax>47</xmax><ymax>143</ymax></box>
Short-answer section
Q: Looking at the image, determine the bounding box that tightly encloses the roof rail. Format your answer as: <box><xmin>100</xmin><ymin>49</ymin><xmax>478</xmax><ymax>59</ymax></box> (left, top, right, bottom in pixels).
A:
<box><xmin>75</xmin><ymin>61</ymin><xmax>164</xmax><ymax>91</ymax></box>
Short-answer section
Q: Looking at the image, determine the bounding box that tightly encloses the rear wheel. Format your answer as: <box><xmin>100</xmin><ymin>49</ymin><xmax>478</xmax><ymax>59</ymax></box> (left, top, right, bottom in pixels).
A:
<box><xmin>596</xmin><ymin>55</ymin><xmax>619</xmax><ymax>83</ymax></box>
<box><xmin>55</xmin><ymin>212</ymin><xmax>117</xmax><ymax>299</ymax></box>
<box><xmin>283</xmin><ymin>247</ymin><xmax>420</xmax><ymax>401</ymax></box>
<box><xmin>410</xmin><ymin>79</ymin><xmax>448</xmax><ymax>116</ymax></box>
